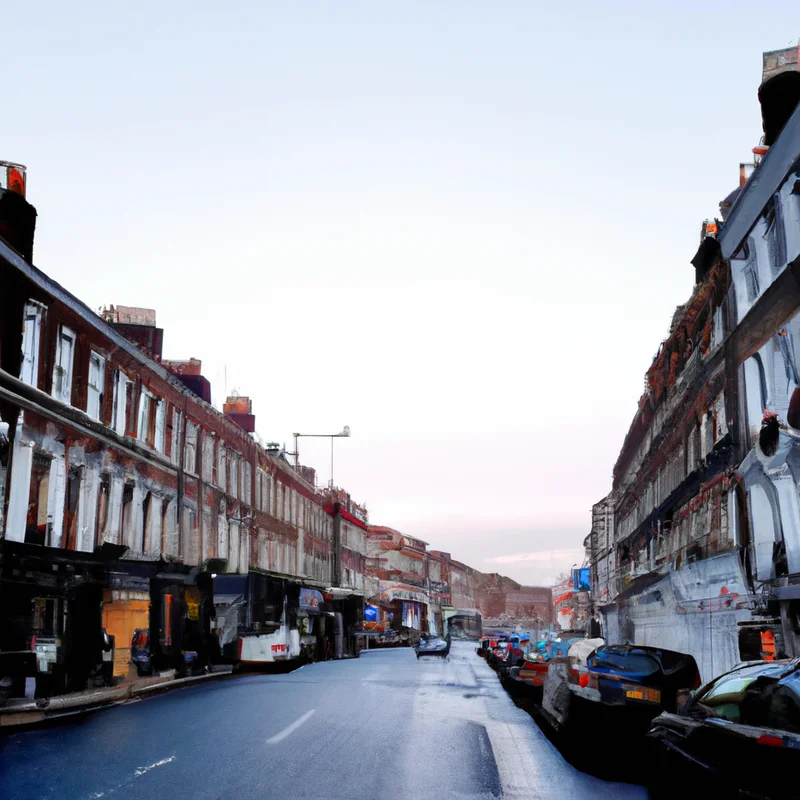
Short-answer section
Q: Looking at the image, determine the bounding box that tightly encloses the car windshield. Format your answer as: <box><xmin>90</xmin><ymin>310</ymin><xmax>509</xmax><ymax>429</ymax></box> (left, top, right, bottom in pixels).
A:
<box><xmin>698</xmin><ymin>663</ymin><xmax>786</xmax><ymax>704</ymax></box>
<box><xmin>590</xmin><ymin>650</ymin><xmax>660</xmax><ymax>675</ymax></box>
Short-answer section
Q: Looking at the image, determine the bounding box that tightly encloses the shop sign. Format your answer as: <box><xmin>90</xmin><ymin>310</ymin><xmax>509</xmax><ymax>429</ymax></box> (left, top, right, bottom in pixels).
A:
<box><xmin>300</xmin><ymin>588</ymin><xmax>324</xmax><ymax>611</ymax></box>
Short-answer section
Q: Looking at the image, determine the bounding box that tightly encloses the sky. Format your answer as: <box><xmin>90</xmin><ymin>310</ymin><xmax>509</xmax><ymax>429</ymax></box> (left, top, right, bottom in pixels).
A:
<box><xmin>4</xmin><ymin>2</ymin><xmax>798</xmax><ymax>585</ymax></box>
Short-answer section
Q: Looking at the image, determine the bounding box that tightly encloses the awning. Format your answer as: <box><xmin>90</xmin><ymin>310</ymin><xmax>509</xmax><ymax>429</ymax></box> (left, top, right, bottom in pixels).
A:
<box><xmin>299</xmin><ymin>588</ymin><xmax>324</xmax><ymax>611</ymax></box>
<box><xmin>324</xmin><ymin>587</ymin><xmax>365</xmax><ymax>599</ymax></box>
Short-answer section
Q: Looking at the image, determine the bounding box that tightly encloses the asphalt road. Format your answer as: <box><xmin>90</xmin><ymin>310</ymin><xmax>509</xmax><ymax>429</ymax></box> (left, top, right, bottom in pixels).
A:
<box><xmin>0</xmin><ymin>641</ymin><xmax>648</xmax><ymax>799</ymax></box>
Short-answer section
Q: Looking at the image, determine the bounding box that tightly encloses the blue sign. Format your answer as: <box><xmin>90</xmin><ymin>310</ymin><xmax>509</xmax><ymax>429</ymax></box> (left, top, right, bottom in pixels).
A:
<box><xmin>299</xmin><ymin>588</ymin><xmax>324</xmax><ymax>611</ymax></box>
<box><xmin>572</xmin><ymin>568</ymin><xmax>591</xmax><ymax>592</ymax></box>
<box><xmin>364</xmin><ymin>605</ymin><xmax>378</xmax><ymax>622</ymax></box>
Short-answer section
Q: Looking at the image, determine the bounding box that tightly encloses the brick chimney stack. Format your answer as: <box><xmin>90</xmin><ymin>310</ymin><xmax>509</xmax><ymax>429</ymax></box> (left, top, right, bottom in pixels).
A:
<box><xmin>759</xmin><ymin>44</ymin><xmax>800</xmax><ymax>147</ymax></box>
<box><xmin>223</xmin><ymin>394</ymin><xmax>256</xmax><ymax>433</ymax></box>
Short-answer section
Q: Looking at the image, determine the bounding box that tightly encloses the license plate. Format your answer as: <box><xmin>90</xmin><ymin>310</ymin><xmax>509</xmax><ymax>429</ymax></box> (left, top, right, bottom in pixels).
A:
<box><xmin>626</xmin><ymin>687</ymin><xmax>661</xmax><ymax>703</ymax></box>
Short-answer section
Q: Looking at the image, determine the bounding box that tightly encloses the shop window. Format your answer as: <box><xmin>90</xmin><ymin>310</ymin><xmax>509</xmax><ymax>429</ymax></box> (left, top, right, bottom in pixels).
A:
<box><xmin>20</xmin><ymin>302</ymin><xmax>43</xmax><ymax>387</ymax></box>
<box><xmin>161</xmin><ymin>593</ymin><xmax>173</xmax><ymax>648</ymax></box>
<box><xmin>52</xmin><ymin>326</ymin><xmax>75</xmax><ymax>405</ymax></box>
<box><xmin>86</xmin><ymin>351</ymin><xmax>105</xmax><ymax>421</ymax></box>
<box><xmin>25</xmin><ymin>453</ymin><xmax>51</xmax><ymax>546</ymax></box>
<box><xmin>32</xmin><ymin>597</ymin><xmax>63</xmax><ymax>639</ymax></box>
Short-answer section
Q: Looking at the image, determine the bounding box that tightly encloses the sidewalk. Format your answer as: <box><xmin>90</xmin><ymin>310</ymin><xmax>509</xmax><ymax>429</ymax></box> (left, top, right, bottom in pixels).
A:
<box><xmin>0</xmin><ymin>666</ymin><xmax>235</xmax><ymax>730</ymax></box>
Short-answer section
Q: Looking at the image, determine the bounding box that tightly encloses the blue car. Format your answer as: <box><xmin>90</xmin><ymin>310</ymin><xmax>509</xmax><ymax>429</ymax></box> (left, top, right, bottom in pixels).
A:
<box><xmin>543</xmin><ymin>644</ymin><xmax>701</xmax><ymax>736</ymax></box>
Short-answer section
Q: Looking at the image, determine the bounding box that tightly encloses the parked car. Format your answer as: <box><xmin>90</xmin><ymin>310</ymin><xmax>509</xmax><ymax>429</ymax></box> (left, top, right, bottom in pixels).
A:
<box><xmin>501</xmin><ymin>637</ymin><xmax>584</xmax><ymax>702</ymax></box>
<box><xmin>542</xmin><ymin>643</ymin><xmax>701</xmax><ymax>737</ymax></box>
<box><xmin>416</xmin><ymin>634</ymin><xmax>450</xmax><ymax>659</ymax></box>
<box><xmin>487</xmin><ymin>641</ymin><xmax>510</xmax><ymax>669</ymax></box>
<box><xmin>647</xmin><ymin>659</ymin><xmax>800</xmax><ymax>799</ymax></box>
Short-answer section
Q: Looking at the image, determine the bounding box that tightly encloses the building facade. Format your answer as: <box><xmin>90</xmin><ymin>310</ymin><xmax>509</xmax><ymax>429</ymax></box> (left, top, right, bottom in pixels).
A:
<box><xmin>588</xmin><ymin>45</ymin><xmax>800</xmax><ymax>680</ymax></box>
<box><xmin>0</xmin><ymin>186</ymin><xmax>369</xmax><ymax>695</ymax></box>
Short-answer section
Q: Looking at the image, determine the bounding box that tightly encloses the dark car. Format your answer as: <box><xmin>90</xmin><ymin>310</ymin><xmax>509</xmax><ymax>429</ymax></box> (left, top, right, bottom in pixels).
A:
<box><xmin>542</xmin><ymin>644</ymin><xmax>701</xmax><ymax>736</ymax></box>
<box><xmin>647</xmin><ymin>659</ymin><xmax>800</xmax><ymax>799</ymax></box>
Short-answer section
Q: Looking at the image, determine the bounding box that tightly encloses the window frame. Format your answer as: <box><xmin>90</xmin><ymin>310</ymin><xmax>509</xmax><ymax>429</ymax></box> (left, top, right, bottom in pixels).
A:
<box><xmin>52</xmin><ymin>325</ymin><xmax>76</xmax><ymax>405</ymax></box>
<box><xmin>86</xmin><ymin>351</ymin><xmax>106</xmax><ymax>421</ymax></box>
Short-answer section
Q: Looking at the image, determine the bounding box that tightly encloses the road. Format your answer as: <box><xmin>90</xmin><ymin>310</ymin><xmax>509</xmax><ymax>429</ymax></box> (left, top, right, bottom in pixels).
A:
<box><xmin>0</xmin><ymin>641</ymin><xmax>648</xmax><ymax>799</ymax></box>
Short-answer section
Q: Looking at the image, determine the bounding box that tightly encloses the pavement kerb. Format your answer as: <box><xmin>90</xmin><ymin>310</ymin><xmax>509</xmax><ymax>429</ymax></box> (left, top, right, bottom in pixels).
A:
<box><xmin>0</xmin><ymin>667</ymin><xmax>236</xmax><ymax>731</ymax></box>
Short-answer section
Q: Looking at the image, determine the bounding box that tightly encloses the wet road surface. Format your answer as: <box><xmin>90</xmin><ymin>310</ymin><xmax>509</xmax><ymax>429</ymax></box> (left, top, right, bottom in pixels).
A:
<box><xmin>0</xmin><ymin>641</ymin><xmax>648</xmax><ymax>799</ymax></box>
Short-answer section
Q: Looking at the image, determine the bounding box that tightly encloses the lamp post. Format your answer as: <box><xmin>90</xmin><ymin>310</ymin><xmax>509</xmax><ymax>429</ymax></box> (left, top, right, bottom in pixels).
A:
<box><xmin>292</xmin><ymin>426</ymin><xmax>351</xmax><ymax>488</ymax></box>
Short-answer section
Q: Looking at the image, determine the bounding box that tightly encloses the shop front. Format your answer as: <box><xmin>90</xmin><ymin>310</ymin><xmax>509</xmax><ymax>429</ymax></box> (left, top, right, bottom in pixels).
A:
<box><xmin>0</xmin><ymin>541</ymin><xmax>116</xmax><ymax>699</ymax></box>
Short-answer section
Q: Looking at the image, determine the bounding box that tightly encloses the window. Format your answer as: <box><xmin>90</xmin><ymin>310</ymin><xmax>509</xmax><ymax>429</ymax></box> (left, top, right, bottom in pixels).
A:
<box><xmin>255</xmin><ymin>469</ymin><xmax>263</xmax><ymax>510</ymax></box>
<box><xmin>229</xmin><ymin>451</ymin><xmax>238</xmax><ymax>498</ymax></box>
<box><xmin>25</xmin><ymin>453</ymin><xmax>51</xmax><ymax>546</ymax></box>
<box><xmin>170</xmin><ymin>408</ymin><xmax>182</xmax><ymax>466</ymax></box>
<box><xmin>243</xmin><ymin>460</ymin><xmax>252</xmax><ymax>506</ymax></box>
<box><xmin>121</xmin><ymin>483</ymin><xmax>134</xmax><ymax>548</ymax></box>
<box><xmin>138</xmin><ymin>392</ymin><xmax>153</xmax><ymax>445</ymax></box>
<box><xmin>20</xmin><ymin>302</ymin><xmax>43</xmax><ymax>387</ymax></box>
<box><xmin>125</xmin><ymin>381</ymin><xmax>137</xmax><ymax>436</ymax></box>
<box><xmin>154</xmin><ymin>399</ymin><xmax>165</xmax><ymax>453</ymax></box>
<box><xmin>111</xmin><ymin>372</ymin><xmax>129</xmax><ymax>435</ymax></box>
<box><xmin>96</xmin><ymin>474</ymin><xmax>110</xmax><ymax>546</ymax></box>
<box><xmin>217</xmin><ymin>444</ymin><xmax>227</xmax><ymax>491</ymax></box>
<box><xmin>744</xmin><ymin>265</ymin><xmax>760</xmax><ymax>303</ymax></box>
<box><xmin>202</xmin><ymin>434</ymin><xmax>214</xmax><ymax>482</ymax></box>
<box><xmin>52</xmin><ymin>326</ymin><xmax>75</xmax><ymax>405</ymax></box>
<box><xmin>185</xmin><ymin>421</ymin><xmax>199</xmax><ymax>474</ymax></box>
<box><xmin>241</xmin><ymin>459</ymin><xmax>248</xmax><ymax>505</ymax></box>
<box><xmin>64</xmin><ymin>466</ymin><xmax>81</xmax><ymax>550</ymax></box>
<box><xmin>87</xmin><ymin>352</ymin><xmax>105</xmax><ymax>421</ymax></box>
<box><xmin>141</xmin><ymin>491</ymin><xmax>152</xmax><ymax>553</ymax></box>
<box><xmin>764</xmin><ymin>195</ymin><xmax>787</xmax><ymax>275</ymax></box>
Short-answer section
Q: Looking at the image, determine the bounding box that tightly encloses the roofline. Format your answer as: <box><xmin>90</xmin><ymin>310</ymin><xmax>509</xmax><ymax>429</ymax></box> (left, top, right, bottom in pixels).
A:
<box><xmin>718</xmin><ymin>102</ymin><xmax>800</xmax><ymax>259</ymax></box>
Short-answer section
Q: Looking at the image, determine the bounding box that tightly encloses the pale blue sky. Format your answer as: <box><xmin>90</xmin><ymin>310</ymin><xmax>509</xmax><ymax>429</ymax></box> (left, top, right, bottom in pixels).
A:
<box><xmin>5</xmin><ymin>2</ymin><xmax>798</xmax><ymax>583</ymax></box>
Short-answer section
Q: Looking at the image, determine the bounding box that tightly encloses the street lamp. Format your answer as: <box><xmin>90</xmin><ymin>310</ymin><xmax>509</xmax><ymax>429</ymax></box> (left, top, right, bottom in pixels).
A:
<box><xmin>292</xmin><ymin>426</ymin><xmax>351</xmax><ymax>488</ymax></box>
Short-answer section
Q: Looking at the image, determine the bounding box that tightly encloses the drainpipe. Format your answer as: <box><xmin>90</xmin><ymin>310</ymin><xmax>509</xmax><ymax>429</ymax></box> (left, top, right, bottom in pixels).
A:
<box><xmin>332</xmin><ymin>503</ymin><xmax>342</xmax><ymax>588</ymax></box>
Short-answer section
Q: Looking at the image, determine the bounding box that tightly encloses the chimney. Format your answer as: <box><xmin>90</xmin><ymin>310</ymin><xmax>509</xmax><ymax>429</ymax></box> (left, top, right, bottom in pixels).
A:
<box><xmin>223</xmin><ymin>394</ymin><xmax>256</xmax><ymax>433</ymax></box>
<box><xmin>758</xmin><ymin>44</ymin><xmax>800</xmax><ymax>147</ymax></box>
<box><xmin>100</xmin><ymin>305</ymin><xmax>164</xmax><ymax>360</ymax></box>
<box><xmin>163</xmin><ymin>358</ymin><xmax>212</xmax><ymax>404</ymax></box>
<box><xmin>0</xmin><ymin>161</ymin><xmax>36</xmax><ymax>262</ymax></box>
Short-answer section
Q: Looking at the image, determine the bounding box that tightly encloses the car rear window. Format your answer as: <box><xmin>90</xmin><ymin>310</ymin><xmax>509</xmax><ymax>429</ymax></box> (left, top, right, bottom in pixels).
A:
<box><xmin>591</xmin><ymin>651</ymin><xmax>660</xmax><ymax>675</ymax></box>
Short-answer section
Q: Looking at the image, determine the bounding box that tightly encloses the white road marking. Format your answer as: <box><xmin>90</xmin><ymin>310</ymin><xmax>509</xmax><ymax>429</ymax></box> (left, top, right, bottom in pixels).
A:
<box><xmin>134</xmin><ymin>755</ymin><xmax>176</xmax><ymax>776</ymax></box>
<box><xmin>266</xmin><ymin>709</ymin><xmax>316</xmax><ymax>744</ymax></box>
<box><xmin>85</xmin><ymin>754</ymin><xmax>176</xmax><ymax>798</ymax></box>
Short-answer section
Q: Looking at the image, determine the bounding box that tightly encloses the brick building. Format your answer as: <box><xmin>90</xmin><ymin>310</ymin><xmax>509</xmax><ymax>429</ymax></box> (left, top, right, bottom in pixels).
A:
<box><xmin>0</xmin><ymin>178</ymin><xmax>368</xmax><ymax>696</ymax></box>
